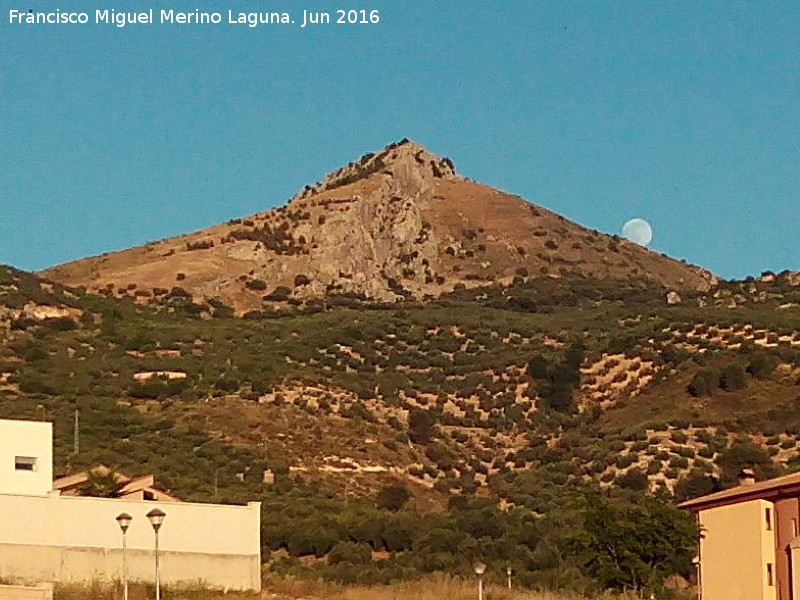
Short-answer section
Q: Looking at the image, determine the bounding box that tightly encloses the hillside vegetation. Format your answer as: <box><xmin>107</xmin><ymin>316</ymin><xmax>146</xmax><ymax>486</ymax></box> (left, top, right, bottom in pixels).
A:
<box><xmin>3</xmin><ymin>260</ymin><xmax>800</xmax><ymax>595</ymax></box>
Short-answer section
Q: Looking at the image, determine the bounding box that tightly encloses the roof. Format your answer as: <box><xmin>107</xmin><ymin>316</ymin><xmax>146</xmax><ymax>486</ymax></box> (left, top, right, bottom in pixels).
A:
<box><xmin>679</xmin><ymin>470</ymin><xmax>800</xmax><ymax>512</ymax></box>
<box><xmin>53</xmin><ymin>465</ymin><xmax>181</xmax><ymax>502</ymax></box>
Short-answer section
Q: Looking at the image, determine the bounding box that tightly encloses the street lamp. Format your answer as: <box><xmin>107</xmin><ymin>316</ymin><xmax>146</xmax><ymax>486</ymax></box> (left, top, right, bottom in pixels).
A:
<box><xmin>146</xmin><ymin>508</ymin><xmax>166</xmax><ymax>600</ymax></box>
<box><xmin>115</xmin><ymin>513</ymin><xmax>132</xmax><ymax>600</ymax></box>
<box><xmin>506</xmin><ymin>565</ymin><xmax>512</xmax><ymax>589</ymax></box>
<box><xmin>473</xmin><ymin>562</ymin><xmax>486</xmax><ymax>600</ymax></box>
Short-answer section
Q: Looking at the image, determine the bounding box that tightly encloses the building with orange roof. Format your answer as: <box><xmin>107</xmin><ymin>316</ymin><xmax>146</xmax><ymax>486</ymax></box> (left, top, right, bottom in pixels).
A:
<box><xmin>680</xmin><ymin>468</ymin><xmax>800</xmax><ymax>600</ymax></box>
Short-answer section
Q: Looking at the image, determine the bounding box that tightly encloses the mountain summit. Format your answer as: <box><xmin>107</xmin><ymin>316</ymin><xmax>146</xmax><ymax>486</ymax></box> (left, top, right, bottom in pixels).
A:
<box><xmin>41</xmin><ymin>140</ymin><xmax>716</xmax><ymax>312</ymax></box>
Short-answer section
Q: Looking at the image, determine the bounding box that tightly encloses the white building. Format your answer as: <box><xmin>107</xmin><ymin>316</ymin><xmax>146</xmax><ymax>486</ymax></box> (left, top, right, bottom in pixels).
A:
<box><xmin>0</xmin><ymin>419</ymin><xmax>53</xmax><ymax>496</ymax></box>
<box><xmin>0</xmin><ymin>418</ymin><xmax>261</xmax><ymax>590</ymax></box>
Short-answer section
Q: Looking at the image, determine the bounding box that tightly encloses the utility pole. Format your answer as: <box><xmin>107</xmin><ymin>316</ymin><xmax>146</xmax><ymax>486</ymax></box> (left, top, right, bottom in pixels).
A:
<box><xmin>73</xmin><ymin>409</ymin><xmax>80</xmax><ymax>455</ymax></box>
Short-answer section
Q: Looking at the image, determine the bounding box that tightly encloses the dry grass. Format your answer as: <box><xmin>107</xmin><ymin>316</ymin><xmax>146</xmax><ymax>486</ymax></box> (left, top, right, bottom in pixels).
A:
<box><xmin>52</xmin><ymin>576</ymin><xmax>639</xmax><ymax>600</ymax></box>
<box><xmin>265</xmin><ymin>575</ymin><xmax>595</xmax><ymax>600</ymax></box>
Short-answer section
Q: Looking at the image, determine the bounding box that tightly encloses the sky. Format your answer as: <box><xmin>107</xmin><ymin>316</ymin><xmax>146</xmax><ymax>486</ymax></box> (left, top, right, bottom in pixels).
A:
<box><xmin>1</xmin><ymin>1</ymin><xmax>798</xmax><ymax>280</ymax></box>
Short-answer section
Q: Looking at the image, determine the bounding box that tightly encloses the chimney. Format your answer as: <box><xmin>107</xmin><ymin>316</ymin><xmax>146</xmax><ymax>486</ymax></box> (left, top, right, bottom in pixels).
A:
<box><xmin>739</xmin><ymin>468</ymin><xmax>756</xmax><ymax>486</ymax></box>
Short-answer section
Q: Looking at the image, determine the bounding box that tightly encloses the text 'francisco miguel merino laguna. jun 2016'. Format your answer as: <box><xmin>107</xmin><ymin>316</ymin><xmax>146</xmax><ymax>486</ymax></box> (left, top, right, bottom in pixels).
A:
<box><xmin>8</xmin><ymin>8</ymin><xmax>381</xmax><ymax>28</ymax></box>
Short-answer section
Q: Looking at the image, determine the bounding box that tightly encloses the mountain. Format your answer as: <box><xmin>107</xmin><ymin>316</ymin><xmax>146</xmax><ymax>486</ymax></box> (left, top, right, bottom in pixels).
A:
<box><xmin>6</xmin><ymin>142</ymin><xmax>800</xmax><ymax>591</ymax></box>
<box><xmin>40</xmin><ymin>140</ymin><xmax>716</xmax><ymax>314</ymax></box>
<box><xmin>1</xmin><ymin>270</ymin><xmax>799</xmax><ymax>591</ymax></box>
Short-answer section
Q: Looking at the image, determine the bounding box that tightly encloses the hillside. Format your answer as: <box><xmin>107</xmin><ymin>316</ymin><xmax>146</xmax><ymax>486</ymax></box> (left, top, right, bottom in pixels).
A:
<box><xmin>3</xmin><ymin>138</ymin><xmax>800</xmax><ymax>592</ymax></box>
<box><xmin>3</xmin><ymin>263</ymin><xmax>800</xmax><ymax>591</ymax></box>
<box><xmin>40</xmin><ymin>140</ymin><xmax>716</xmax><ymax>314</ymax></box>
<box><xmin>3</xmin><ymin>264</ymin><xmax>800</xmax><ymax>498</ymax></box>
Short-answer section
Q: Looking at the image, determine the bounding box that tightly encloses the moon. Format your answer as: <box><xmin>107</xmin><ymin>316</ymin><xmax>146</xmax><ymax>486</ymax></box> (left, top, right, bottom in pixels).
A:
<box><xmin>622</xmin><ymin>218</ymin><xmax>653</xmax><ymax>246</ymax></box>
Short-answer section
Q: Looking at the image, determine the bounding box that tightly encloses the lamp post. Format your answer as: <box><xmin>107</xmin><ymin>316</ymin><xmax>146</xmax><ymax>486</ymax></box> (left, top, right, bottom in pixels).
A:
<box><xmin>506</xmin><ymin>565</ymin><xmax>512</xmax><ymax>589</ymax></box>
<box><xmin>473</xmin><ymin>562</ymin><xmax>486</xmax><ymax>600</ymax></box>
<box><xmin>115</xmin><ymin>513</ymin><xmax>132</xmax><ymax>600</ymax></box>
<box><xmin>146</xmin><ymin>508</ymin><xmax>166</xmax><ymax>600</ymax></box>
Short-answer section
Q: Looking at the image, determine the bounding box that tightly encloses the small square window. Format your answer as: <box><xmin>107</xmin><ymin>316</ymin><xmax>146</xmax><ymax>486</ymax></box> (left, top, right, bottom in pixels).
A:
<box><xmin>14</xmin><ymin>456</ymin><xmax>36</xmax><ymax>471</ymax></box>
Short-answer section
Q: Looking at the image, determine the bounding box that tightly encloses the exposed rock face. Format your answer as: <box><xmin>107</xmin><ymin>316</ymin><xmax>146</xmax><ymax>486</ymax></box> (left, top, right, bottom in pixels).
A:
<box><xmin>0</xmin><ymin>302</ymin><xmax>83</xmax><ymax>339</ymax></box>
<box><xmin>295</xmin><ymin>139</ymin><xmax>457</xmax><ymax>201</ymax></box>
<box><xmin>40</xmin><ymin>139</ymin><xmax>718</xmax><ymax>313</ymax></box>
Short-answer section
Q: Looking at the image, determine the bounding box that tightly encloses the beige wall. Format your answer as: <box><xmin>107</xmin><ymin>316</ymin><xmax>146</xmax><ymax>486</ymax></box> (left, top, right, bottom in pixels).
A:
<box><xmin>773</xmin><ymin>498</ymin><xmax>798</xmax><ymax>600</ymax></box>
<box><xmin>790</xmin><ymin>538</ymin><xmax>800</xmax><ymax>600</ymax></box>
<box><xmin>0</xmin><ymin>582</ymin><xmax>53</xmax><ymax>600</ymax></box>
<box><xmin>0</xmin><ymin>419</ymin><xmax>52</xmax><ymax>496</ymax></box>
<box><xmin>699</xmin><ymin>499</ymin><xmax>777</xmax><ymax>600</ymax></box>
<box><xmin>0</xmin><ymin>492</ymin><xmax>260</xmax><ymax>590</ymax></box>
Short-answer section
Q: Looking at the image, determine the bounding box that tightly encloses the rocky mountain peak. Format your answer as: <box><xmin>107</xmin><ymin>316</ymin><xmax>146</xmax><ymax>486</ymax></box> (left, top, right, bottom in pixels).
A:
<box><xmin>293</xmin><ymin>139</ymin><xmax>457</xmax><ymax>201</ymax></box>
<box><xmin>40</xmin><ymin>139</ymin><xmax>719</xmax><ymax>313</ymax></box>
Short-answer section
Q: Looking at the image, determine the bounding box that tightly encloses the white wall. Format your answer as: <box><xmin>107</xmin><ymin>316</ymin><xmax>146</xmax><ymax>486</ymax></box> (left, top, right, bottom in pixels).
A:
<box><xmin>0</xmin><ymin>492</ymin><xmax>261</xmax><ymax>590</ymax></box>
<box><xmin>0</xmin><ymin>419</ymin><xmax>52</xmax><ymax>496</ymax></box>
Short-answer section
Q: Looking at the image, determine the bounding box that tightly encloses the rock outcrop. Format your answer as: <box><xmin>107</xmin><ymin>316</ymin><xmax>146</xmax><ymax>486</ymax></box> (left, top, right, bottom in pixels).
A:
<box><xmin>40</xmin><ymin>139</ymin><xmax>718</xmax><ymax>313</ymax></box>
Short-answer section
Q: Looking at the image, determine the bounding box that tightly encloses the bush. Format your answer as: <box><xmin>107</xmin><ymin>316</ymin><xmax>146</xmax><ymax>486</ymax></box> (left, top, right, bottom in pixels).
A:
<box><xmin>294</xmin><ymin>274</ymin><xmax>311</xmax><ymax>287</ymax></box>
<box><xmin>719</xmin><ymin>364</ymin><xmax>746</xmax><ymax>391</ymax></box>
<box><xmin>376</xmin><ymin>484</ymin><xmax>411</xmax><ymax>511</ymax></box>
<box><xmin>266</xmin><ymin>286</ymin><xmax>292</xmax><ymax>301</ymax></box>
<box><xmin>616</xmin><ymin>468</ymin><xmax>648</xmax><ymax>491</ymax></box>
<box><xmin>674</xmin><ymin>470</ymin><xmax>717</xmax><ymax>502</ymax></box>
<box><xmin>408</xmin><ymin>409</ymin><xmax>437</xmax><ymax>444</ymax></box>
<box><xmin>245</xmin><ymin>279</ymin><xmax>267</xmax><ymax>291</ymax></box>
<box><xmin>747</xmin><ymin>353</ymin><xmax>779</xmax><ymax>380</ymax></box>
<box><xmin>688</xmin><ymin>369</ymin><xmax>718</xmax><ymax>397</ymax></box>
<box><xmin>328</xmin><ymin>541</ymin><xmax>372</xmax><ymax>565</ymax></box>
<box><xmin>671</xmin><ymin>431</ymin><xmax>688</xmax><ymax>444</ymax></box>
<box><xmin>716</xmin><ymin>439</ymin><xmax>777</xmax><ymax>486</ymax></box>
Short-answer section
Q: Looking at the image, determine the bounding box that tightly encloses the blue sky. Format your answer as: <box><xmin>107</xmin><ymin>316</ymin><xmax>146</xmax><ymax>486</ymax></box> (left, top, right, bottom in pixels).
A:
<box><xmin>1</xmin><ymin>1</ymin><xmax>797</xmax><ymax>279</ymax></box>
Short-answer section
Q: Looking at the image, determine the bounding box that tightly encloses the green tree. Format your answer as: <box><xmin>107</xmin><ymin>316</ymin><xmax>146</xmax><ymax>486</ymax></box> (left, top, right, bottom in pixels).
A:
<box><xmin>616</xmin><ymin>468</ymin><xmax>649</xmax><ymax>491</ymax></box>
<box><xmin>569</xmin><ymin>495</ymin><xmax>697</xmax><ymax>596</ymax></box>
<box><xmin>747</xmin><ymin>353</ymin><xmax>778</xmax><ymax>380</ymax></box>
<box><xmin>674</xmin><ymin>470</ymin><xmax>717</xmax><ymax>502</ymax></box>
<box><xmin>716</xmin><ymin>438</ymin><xmax>777</xmax><ymax>487</ymax></box>
<box><xmin>80</xmin><ymin>467</ymin><xmax>124</xmax><ymax>498</ymax></box>
<box><xmin>376</xmin><ymin>483</ymin><xmax>411</xmax><ymax>511</ymax></box>
<box><xmin>687</xmin><ymin>369</ymin><xmax>718</xmax><ymax>397</ymax></box>
<box><xmin>328</xmin><ymin>541</ymin><xmax>372</xmax><ymax>565</ymax></box>
<box><xmin>408</xmin><ymin>409</ymin><xmax>437</xmax><ymax>444</ymax></box>
<box><xmin>719</xmin><ymin>364</ymin><xmax>746</xmax><ymax>391</ymax></box>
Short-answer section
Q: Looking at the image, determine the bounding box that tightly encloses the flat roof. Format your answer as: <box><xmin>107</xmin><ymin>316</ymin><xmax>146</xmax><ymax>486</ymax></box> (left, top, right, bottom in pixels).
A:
<box><xmin>679</xmin><ymin>471</ymin><xmax>800</xmax><ymax>512</ymax></box>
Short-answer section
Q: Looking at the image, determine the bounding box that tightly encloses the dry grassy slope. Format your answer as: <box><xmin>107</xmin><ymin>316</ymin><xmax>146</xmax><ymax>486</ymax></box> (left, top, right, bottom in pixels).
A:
<box><xmin>40</xmin><ymin>140</ymin><xmax>717</xmax><ymax>313</ymax></box>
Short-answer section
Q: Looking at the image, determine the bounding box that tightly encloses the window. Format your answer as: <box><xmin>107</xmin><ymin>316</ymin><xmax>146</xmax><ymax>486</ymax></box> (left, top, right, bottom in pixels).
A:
<box><xmin>767</xmin><ymin>563</ymin><xmax>774</xmax><ymax>586</ymax></box>
<box><xmin>14</xmin><ymin>456</ymin><xmax>36</xmax><ymax>471</ymax></box>
<box><xmin>766</xmin><ymin>508</ymin><xmax>772</xmax><ymax>531</ymax></box>
<box><xmin>793</xmin><ymin>518</ymin><xmax>798</xmax><ymax>537</ymax></box>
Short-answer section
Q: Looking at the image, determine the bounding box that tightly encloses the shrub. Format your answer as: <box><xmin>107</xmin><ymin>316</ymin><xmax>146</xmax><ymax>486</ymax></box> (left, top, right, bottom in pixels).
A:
<box><xmin>266</xmin><ymin>286</ymin><xmax>292</xmax><ymax>301</ymax></box>
<box><xmin>327</xmin><ymin>541</ymin><xmax>372</xmax><ymax>565</ymax></box>
<box><xmin>716</xmin><ymin>439</ymin><xmax>777</xmax><ymax>486</ymax></box>
<box><xmin>408</xmin><ymin>409</ymin><xmax>437</xmax><ymax>444</ymax></box>
<box><xmin>719</xmin><ymin>364</ymin><xmax>746</xmax><ymax>391</ymax></box>
<box><xmin>747</xmin><ymin>353</ymin><xmax>779</xmax><ymax>380</ymax></box>
<box><xmin>615</xmin><ymin>454</ymin><xmax>637</xmax><ymax>469</ymax></box>
<box><xmin>616</xmin><ymin>468</ymin><xmax>648</xmax><ymax>491</ymax></box>
<box><xmin>646</xmin><ymin>460</ymin><xmax>663</xmax><ymax>475</ymax></box>
<box><xmin>186</xmin><ymin>239</ymin><xmax>214</xmax><ymax>251</ymax></box>
<box><xmin>245</xmin><ymin>279</ymin><xmax>267</xmax><ymax>291</ymax></box>
<box><xmin>668</xmin><ymin>456</ymin><xmax>689</xmax><ymax>469</ymax></box>
<box><xmin>674</xmin><ymin>470</ymin><xmax>717</xmax><ymax>502</ymax></box>
<box><xmin>688</xmin><ymin>369</ymin><xmax>718</xmax><ymax>397</ymax></box>
<box><xmin>671</xmin><ymin>431</ymin><xmax>688</xmax><ymax>444</ymax></box>
<box><xmin>376</xmin><ymin>484</ymin><xmax>411</xmax><ymax>511</ymax></box>
<box><xmin>294</xmin><ymin>274</ymin><xmax>311</xmax><ymax>287</ymax></box>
